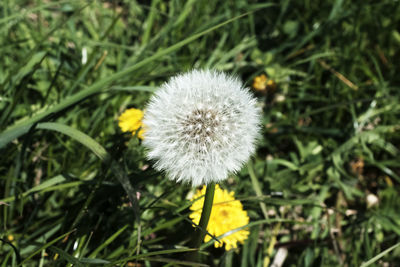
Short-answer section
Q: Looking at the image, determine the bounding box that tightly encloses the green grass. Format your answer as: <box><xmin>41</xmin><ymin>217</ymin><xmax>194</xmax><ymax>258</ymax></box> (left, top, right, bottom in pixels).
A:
<box><xmin>1</xmin><ymin>0</ymin><xmax>400</xmax><ymax>266</ymax></box>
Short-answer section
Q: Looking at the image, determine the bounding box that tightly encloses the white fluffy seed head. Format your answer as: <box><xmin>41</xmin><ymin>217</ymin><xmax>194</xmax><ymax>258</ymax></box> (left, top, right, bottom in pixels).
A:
<box><xmin>143</xmin><ymin>69</ymin><xmax>261</xmax><ymax>186</ymax></box>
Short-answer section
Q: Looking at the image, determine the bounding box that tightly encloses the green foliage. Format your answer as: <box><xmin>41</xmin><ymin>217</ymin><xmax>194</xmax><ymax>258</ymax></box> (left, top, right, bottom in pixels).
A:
<box><xmin>1</xmin><ymin>0</ymin><xmax>400</xmax><ymax>266</ymax></box>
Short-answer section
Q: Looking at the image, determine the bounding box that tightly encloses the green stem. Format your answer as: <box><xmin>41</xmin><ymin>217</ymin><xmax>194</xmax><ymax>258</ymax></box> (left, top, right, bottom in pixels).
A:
<box><xmin>188</xmin><ymin>182</ymin><xmax>215</xmax><ymax>262</ymax></box>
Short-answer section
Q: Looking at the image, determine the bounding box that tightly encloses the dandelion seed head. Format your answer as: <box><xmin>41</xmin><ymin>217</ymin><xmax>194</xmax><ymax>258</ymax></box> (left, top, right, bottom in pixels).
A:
<box><xmin>143</xmin><ymin>69</ymin><xmax>260</xmax><ymax>186</ymax></box>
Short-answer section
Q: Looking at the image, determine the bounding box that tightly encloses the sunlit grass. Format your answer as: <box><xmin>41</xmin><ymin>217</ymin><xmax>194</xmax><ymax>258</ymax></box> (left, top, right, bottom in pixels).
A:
<box><xmin>1</xmin><ymin>0</ymin><xmax>400</xmax><ymax>266</ymax></box>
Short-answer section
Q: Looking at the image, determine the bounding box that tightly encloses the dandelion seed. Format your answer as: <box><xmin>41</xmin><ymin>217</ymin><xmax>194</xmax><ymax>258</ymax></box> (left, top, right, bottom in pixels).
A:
<box><xmin>190</xmin><ymin>184</ymin><xmax>250</xmax><ymax>250</ymax></box>
<box><xmin>143</xmin><ymin>69</ymin><xmax>260</xmax><ymax>186</ymax></box>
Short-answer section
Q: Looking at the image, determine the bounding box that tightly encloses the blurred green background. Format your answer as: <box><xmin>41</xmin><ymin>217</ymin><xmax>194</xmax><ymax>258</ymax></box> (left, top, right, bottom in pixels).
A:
<box><xmin>1</xmin><ymin>0</ymin><xmax>400</xmax><ymax>266</ymax></box>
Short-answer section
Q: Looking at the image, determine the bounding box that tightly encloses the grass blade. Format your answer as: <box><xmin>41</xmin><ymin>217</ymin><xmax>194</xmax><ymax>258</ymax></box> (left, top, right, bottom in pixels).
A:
<box><xmin>20</xmin><ymin>230</ymin><xmax>76</xmax><ymax>265</ymax></box>
<box><xmin>88</xmin><ymin>225</ymin><xmax>129</xmax><ymax>258</ymax></box>
<box><xmin>360</xmin><ymin>242</ymin><xmax>400</xmax><ymax>267</ymax></box>
<box><xmin>36</xmin><ymin>122</ymin><xmax>107</xmax><ymax>160</ymax></box>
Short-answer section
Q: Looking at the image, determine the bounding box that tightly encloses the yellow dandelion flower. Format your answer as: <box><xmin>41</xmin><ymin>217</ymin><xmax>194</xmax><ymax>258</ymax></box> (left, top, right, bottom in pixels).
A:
<box><xmin>252</xmin><ymin>74</ymin><xmax>277</xmax><ymax>92</ymax></box>
<box><xmin>118</xmin><ymin>108</ymin><xmax>145</xmax><ymax>139</ymax></box>
<box><xmin>7</xmin><ymin>234</ymin><xmax>14</xmax><ymax>241</ymax></box>
<box><xmin>190</xmin><ymin>184</ymin><xmax>250</xmax><ymax>251</ymax></box>
<box><xmin>253</xmin><ymin>74</ymin><xmax>268</xmax><ymax>91</ymax></box>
